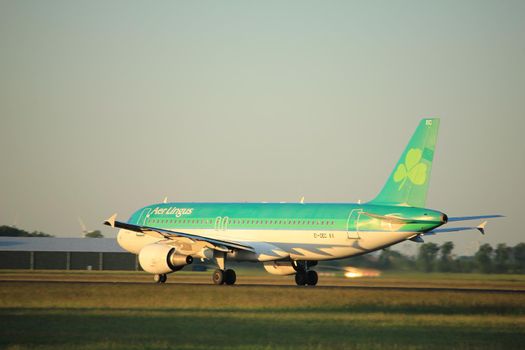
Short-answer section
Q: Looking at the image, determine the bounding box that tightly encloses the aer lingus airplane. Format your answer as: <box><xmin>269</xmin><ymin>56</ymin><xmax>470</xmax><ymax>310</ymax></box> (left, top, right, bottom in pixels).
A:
<box><xmin>105</xmin><ymin>118</ymin><xmax>501</xmax><ymax>286</ymax></box>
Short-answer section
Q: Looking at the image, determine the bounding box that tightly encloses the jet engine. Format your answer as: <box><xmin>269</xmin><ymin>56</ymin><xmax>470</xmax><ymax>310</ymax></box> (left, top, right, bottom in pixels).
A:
<box><xmin>263</xmin><ymin>260</ymin><xmax>297</xmax><ymax>276</ymax></box>
<box><xmin>138</xmin><ymin>243</ymin><xmax>193</xmax><ymax>274</ymax></box>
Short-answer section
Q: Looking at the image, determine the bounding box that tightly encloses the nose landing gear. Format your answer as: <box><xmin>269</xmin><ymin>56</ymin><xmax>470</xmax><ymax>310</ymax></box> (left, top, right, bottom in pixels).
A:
<box><xmin>154</xmin><ymin>274</ymin><xmax>167</xmax><ymax>283</ymax></box>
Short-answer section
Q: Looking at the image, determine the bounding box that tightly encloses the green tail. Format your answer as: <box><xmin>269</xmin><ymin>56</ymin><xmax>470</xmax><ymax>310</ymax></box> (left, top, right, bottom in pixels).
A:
<box><xmin>370</xmin><ymin>118</ymin><xmax>440</xmax><ymax>208</ymax></box>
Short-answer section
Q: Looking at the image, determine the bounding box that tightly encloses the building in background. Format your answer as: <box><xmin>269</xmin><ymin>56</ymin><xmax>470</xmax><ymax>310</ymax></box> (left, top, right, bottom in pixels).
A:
<box><xmin>0</xmin><ymin>237</ymin><xmax>136</xmax><ymax>270</ymax></box>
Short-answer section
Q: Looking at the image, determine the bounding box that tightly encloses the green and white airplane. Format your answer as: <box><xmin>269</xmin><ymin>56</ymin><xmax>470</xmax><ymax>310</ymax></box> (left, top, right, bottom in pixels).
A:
<box><xmin>105</xmin><ymin>118</ymin><xmax>501</xmax><ymax>285</ymax></box>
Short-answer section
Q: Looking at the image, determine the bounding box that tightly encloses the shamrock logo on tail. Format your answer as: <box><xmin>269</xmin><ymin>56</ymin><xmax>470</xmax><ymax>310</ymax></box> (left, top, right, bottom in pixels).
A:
<box><xmin>393</xmin><ymin>148</ymin><xmax>427</xmax><ymax>190</ymax></box>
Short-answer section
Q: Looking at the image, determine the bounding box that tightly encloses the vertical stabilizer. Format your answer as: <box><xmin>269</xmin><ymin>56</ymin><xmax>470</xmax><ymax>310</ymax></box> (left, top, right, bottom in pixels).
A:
<box><xmin>370</xmin><ymin>118</ymin><xmax>440</xmax><ymax>207</ymax></box>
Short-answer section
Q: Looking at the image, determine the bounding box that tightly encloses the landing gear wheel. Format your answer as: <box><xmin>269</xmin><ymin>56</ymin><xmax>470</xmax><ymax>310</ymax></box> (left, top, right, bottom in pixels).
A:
<box><xmin>224</xmin><ymin>269</ymin><xmax>236</xmax><ymax>285</ymax></box>
<box><xmin>295</xmin><ymin>272</ymin><xmax>307</xmax><ymax>286</ymax></box>
<box><xmin>306</xmin><ymin>270</ymin><xmax>318</xmax><ymax>286</ymax></box>
<box><xmin>154</xmin><ymin>274</ymin><xmax>167</xmax><ymax>284</ymax></box>
<box><xmin>212</xmin><ymin>269</ymin><xmax>225</xmax><ymax>285</ymax></box>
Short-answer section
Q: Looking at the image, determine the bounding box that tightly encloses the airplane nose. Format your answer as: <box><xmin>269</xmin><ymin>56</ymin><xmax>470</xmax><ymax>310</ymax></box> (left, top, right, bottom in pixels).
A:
<box><xmin>441</xmin><ymin>213</ymin><xmax>448</xmax><ymax>223</ymax></box>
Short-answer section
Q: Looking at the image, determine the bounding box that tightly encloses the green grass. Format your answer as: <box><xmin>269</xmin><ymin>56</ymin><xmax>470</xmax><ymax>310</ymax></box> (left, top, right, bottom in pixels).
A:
<box><xmin>1</xmin><ymin>273</ymin><xmax>525</xmax><ymax>349</ymax></box>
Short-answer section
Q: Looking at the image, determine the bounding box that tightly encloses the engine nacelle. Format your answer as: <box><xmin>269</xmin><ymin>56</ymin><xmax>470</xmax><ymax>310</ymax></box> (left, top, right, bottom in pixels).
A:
<box><xmin>263</xmin><ymin>260</ymin><xmax>297</xmax><ymax>276</ymax></box>
<box><xmin>138</xmin><ymin>243</ymin><xmax>193</xmax><ymax>274</ymax></box>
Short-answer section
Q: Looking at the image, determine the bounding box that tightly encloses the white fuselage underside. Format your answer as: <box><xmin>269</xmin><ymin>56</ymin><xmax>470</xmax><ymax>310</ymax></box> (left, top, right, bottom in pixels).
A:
<box><xmin>117</xmin><ymin>227</ymin><xmax>416</xmax><ymax>261</ymax></box>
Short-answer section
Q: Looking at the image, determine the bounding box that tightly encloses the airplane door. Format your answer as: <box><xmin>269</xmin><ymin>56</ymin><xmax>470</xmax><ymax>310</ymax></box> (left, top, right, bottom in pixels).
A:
<box><xmin>214</xmin><ymin>217</ymin><xmax>222</xmax><ymax>231</ymax></box>
<box><xmin>346</xmin><ymin>209</ymin><xmax>363</xmax><ymax>239</ymax></box>
<box><xmin>214</xmin><ymin>216</ymin><xmax>229</xmax><ymax>231</ymax></box>
<box><xmin>137</xmin><ymin>208</ymin><xmax>152</xmax><ymax>226</ymax></box>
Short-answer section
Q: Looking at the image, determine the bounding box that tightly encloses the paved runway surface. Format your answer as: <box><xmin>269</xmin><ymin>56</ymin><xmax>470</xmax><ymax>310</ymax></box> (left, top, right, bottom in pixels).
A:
<box><xmin>2</xmin><ymin>277</ymin><xmax>525</xmax><ymax>294</ymax></box>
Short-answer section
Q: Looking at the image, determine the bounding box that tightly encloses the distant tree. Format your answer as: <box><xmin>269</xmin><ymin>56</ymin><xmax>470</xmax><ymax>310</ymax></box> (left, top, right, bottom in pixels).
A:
<box><xmin>377</xmin><ymin>248</ymin><xmax>415</xmax><ymax>270</ymax></box>
<box><xmin>475</xmin><ymin>244</ymin><xmax>493</xmax><ymax>273</ymax></box>
<box><xmin>84</xmin><ymin>230</ymin><xmax>104</xmax><ymax>238</ymax></box>
<box><xmin>345</xmin><ymin>255</ymin><xmax>378</xmax><ymax>269</ymax></box>
<box><xmin>454</xmin><ymin>256</ymin><xmax>476</xmax><ymax>273</ymax></box>
<box><xmin>417</xmin><ymin>243</ymin><xmax>439</xmax><ymax>272</ymax></box>
<box><xmin>0</xmin><ymin>225</ymin><xmax>53</xmax><ymax>237</ymax></box>
<box><xmin>438</xmin><ymin>241</ymin><xmax>454</xmax><ymax>272</ymax></box>
<box><xmin>512</xmin><ymin>243</ymin><xmax>525</xmax><ymax>273</ymax></box>
<box><xmin>494</xmin><ymin>244</ymin><xmax>511</xmax><ymax>273</ymax></box>
<box><xmin>378</xmin><ymin>249</ymin><xmax>394</xmax><ymax>269</ymax></box>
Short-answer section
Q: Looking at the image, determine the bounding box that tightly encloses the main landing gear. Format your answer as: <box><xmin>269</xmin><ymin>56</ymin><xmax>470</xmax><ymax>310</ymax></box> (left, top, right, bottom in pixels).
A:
<box><xmin>154</xmin><ymin>274</ymin><xmax>167</xmax><ymax>284</ymax></box>
<box><xmin>293</xmin><ymin>261</ymin><xmax>318</xmax><ymax>286</ymax></box>
<box><xmin>295</xmin><ymin>270</ymin><xmax>318</xmax><ymax>286</ymax></box>
<box><xmin>210</xmin><ymin>251</ymin><xmax>236</xmax><ymax>285</ymax></box>
<box><xmin>212</xmin><ymin>268</ymin><xmax>237</xmax><ymax>285</ymax></box>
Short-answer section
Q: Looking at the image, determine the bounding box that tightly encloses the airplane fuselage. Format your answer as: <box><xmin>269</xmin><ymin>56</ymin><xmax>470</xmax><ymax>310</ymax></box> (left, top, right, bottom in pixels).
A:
<box><xmin>117</xmin><ymin>202</ymin><xmax>446</xmax><ymax>262</ymax></box>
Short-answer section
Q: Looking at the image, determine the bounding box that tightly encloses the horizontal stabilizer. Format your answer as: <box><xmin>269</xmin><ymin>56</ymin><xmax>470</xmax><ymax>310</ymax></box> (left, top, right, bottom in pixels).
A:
<box><xmin>425</xmin><ymin>221</ymin><xmax>488</xmax><ymax>236</ymax></box>
<box><xmin>447</xmin><ymin>215</ymin><xmax>503</xmax><ymax>222</ymax></box>
<box><xmin>409</xmin><ymin>235</ymin><xmax>424</xmax><ymax>243</ymax></box>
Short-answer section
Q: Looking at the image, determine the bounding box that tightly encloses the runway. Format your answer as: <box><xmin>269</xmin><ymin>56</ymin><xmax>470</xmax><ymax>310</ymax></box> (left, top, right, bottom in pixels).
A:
<box><xmin>2</xmin><ymin>277</ymin><xmax>525</xmax><ymax>294</ymax></box>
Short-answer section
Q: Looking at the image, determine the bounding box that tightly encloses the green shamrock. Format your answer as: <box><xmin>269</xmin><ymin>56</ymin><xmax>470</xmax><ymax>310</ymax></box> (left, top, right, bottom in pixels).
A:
<box><xmin>393</xmin><ymin>148</ymin><xmax>427</xmax><ymax>190</ymax></box>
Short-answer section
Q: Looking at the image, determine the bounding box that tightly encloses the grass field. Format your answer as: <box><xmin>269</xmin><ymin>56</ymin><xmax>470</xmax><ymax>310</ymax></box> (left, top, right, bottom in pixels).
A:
<box><xmin>1</xmin><ymin>271</ymin><xmax>525</xmax><ymax>349</ymax></box>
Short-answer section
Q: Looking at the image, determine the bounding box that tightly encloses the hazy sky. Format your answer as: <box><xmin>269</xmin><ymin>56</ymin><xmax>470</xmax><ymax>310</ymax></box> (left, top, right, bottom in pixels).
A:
<box><xmin>1</xmin><ymin>0</ymin><xmax>524</xmax><ymax>255</ymax></box>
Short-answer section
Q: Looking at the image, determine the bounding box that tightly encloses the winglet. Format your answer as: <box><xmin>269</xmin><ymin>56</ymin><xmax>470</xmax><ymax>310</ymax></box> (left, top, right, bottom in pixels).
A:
<box><xmin>104</xmin><ymin>213</ymin><xmax>117</xmax><ymax>228</ymax></box>
<box><xmin>477</xmin><ymin>221</ymin><xmax>487</xmax><ymax>235</ymax></box>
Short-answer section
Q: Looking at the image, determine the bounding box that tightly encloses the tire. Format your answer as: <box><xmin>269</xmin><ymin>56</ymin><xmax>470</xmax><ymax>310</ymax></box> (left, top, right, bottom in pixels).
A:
<box><xmin>212</xmin><ymin>269</ymin><xmax>225</xmax><ymax>285</ymax></box>
<box><xmin>160</xmin><ymin>274</ymin><xmax>167</xmax><ymax>283</ymax></box>
<box><xmin>306</xmin><ymin>270</ymin><xmax>318</xmax><ymax>286</ymax></box>
<box><xmin>154</xmin><ymin>274</ymin><xmax>162</xmax><ymax>283</ymax></box>
<box><xmin>295</xmin><ymin>272</ymin><xmax>307</xmax><ymax>286</ymax></box>
<box><xmin>224</xmin><ymin>269</ymin><xmax>237</xmax><ymax>285</ymax></box>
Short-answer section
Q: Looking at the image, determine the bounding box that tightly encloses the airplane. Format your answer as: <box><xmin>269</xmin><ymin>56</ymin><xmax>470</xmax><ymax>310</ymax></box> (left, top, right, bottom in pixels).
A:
<box><xmin>104</xmin><ymin>118</ymin><xmax>502</xmax><ymax>285</ymax></box>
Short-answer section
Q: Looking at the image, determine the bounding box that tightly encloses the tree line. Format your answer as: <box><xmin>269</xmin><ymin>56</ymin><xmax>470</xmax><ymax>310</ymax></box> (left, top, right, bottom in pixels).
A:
<box><xmin>346</xmin><ymin>242</ymin><xmax>525</xmax><ymax>274</ymax></box>
<box><xmin>0</xmin><ymin>225</ymin><xmax>53</xmax><ymax>237</ymax></box>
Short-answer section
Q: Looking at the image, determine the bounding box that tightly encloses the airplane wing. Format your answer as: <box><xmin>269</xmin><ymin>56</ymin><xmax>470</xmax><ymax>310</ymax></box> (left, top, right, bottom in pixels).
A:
<box><xmin>104</xmin><ymin>214</ymin><xmax>255</xmax><ymax>253</ymax></box>
<box><xmin>447</xmin><ymin>215</ymin><xmax>504</xmax><ymax>222</ymax></box>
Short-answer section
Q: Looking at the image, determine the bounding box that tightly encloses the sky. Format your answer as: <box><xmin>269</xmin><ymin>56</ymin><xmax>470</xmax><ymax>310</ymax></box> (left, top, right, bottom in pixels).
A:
<box><xmin>1</xmin><ymin>0</ymin><xmax>524</xmax><ymax>255</ymax></box>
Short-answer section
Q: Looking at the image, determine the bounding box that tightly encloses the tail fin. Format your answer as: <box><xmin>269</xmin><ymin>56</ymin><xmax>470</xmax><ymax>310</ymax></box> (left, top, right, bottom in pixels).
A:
<box><xmin>370</xmin><ymin>118</ymin><xmax>440</xmax><ymax>208</ymax></box>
